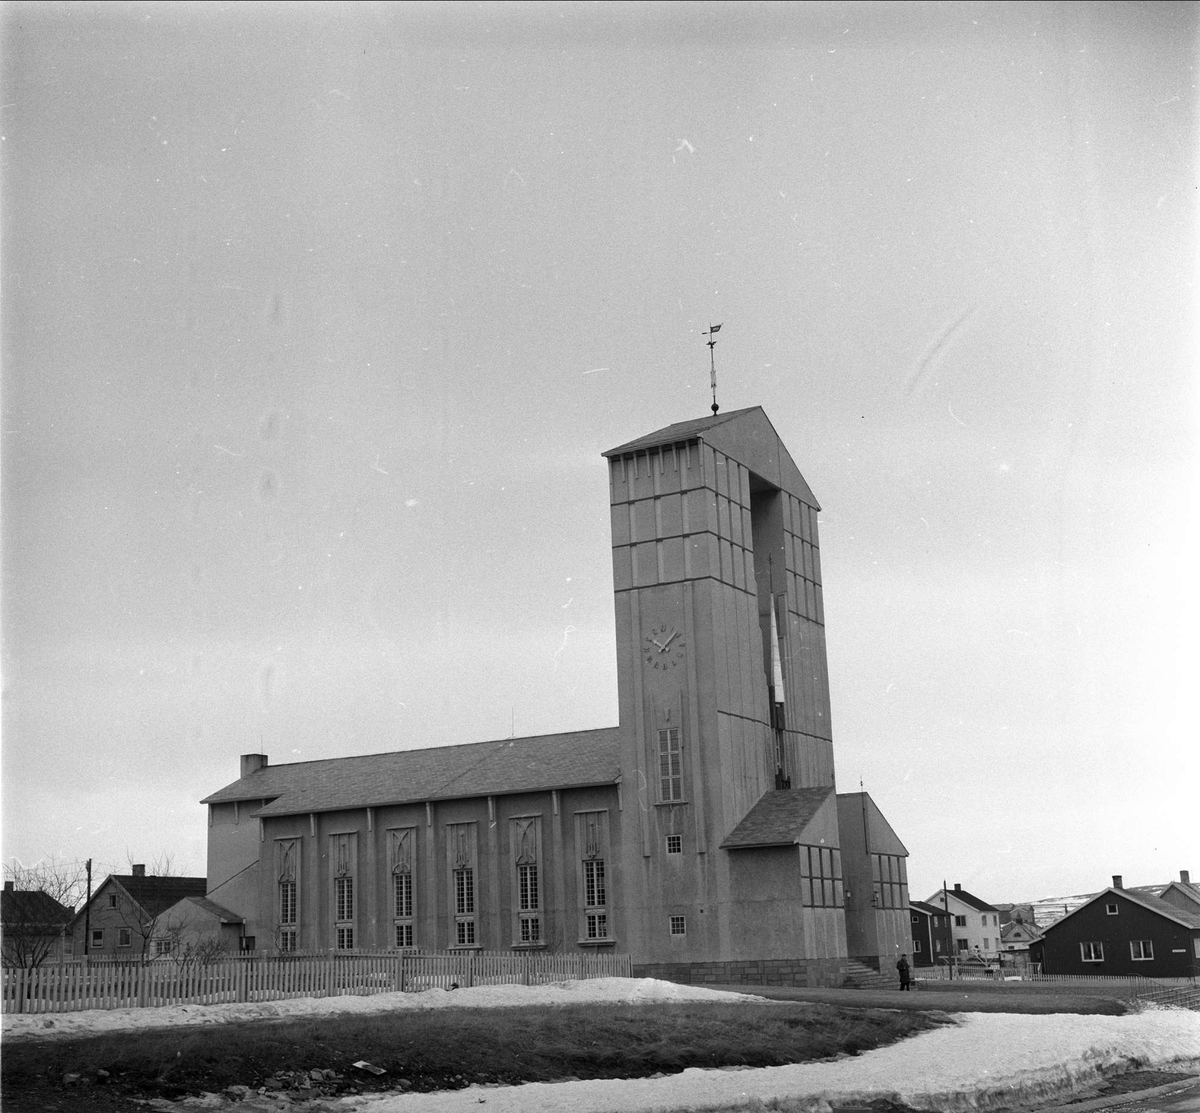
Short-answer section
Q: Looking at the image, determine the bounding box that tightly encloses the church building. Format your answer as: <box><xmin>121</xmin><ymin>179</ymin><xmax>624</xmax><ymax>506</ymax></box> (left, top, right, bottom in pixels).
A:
<box><xmin>202</xmin><ymin>406</ymin><xmax>909</xmax><ymax>987</ymax></box>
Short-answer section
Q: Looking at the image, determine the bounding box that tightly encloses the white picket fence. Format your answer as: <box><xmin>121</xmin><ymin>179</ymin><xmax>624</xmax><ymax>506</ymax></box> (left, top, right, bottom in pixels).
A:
<box><xmin>1</xmin><ymin>949</ymin><xmax>632</xmax><ymax>1015</ymax></box>
<box><xmin>921</xmin><ymin>966</ymin><xmax>1197</xmax><ymax>988</ymax></box>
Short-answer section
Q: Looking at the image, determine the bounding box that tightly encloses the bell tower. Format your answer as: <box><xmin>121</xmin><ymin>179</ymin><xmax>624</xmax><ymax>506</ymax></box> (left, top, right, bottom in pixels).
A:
<box><xmin>603</xmin><ymin>407</ymin><xmax>836</xmax><ymax>966</ymax></box>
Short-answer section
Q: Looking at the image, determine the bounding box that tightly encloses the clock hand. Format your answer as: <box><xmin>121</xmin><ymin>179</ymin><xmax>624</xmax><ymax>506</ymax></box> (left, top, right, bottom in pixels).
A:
<box><xmin>661</xmin><ymin>631</ymin><xmax>679</xmax><ymax>651</ymax></box>
<box><xmin>650</xmin><ymin>637</ymin><xmax>667</xmax><ymax>651</ymax></box>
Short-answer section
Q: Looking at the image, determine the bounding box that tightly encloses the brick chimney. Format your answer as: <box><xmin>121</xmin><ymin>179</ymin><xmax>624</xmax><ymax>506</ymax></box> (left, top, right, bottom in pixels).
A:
<box><xmin>1182</xmin><ymin>870</ymin><xmax>1191</xmax><ymax>885</ymax></box>
<box><xmin>954</xmin><ymin>882</ymin><xmax>962</xmax><ymax>892</ymax></box>
<box><xmin>241</xmin><ymin>753</ymin><xmax>269</xmax><ymax>778</ymax></box>
<box><xmin>4</xmin><ymin>880</ymin><xmax>13</xmax><ymax>892</ymax></box>
<box><xmin>132</xmin><ymin>864</ymin><xmax>146</xmax><ymax>877</ymax></box>
<box><xmin>1112</xmin><ymin>874</ymin><xmax>1123</xmax><ymax>889</ymax></box>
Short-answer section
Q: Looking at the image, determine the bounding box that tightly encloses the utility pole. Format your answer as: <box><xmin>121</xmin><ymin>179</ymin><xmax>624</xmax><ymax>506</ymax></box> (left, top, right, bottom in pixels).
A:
<box><xmin>84</xmin><ymin>858</ymin><xmax>92</xmax><ymax>958</ymax></box>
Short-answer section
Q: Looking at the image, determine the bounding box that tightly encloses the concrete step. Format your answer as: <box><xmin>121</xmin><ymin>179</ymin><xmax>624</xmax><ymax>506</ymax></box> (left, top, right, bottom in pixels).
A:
<box><xmin>842</xmin><ymin>958</ymin><xmax>899</xmax><ymax>990</ymax></box>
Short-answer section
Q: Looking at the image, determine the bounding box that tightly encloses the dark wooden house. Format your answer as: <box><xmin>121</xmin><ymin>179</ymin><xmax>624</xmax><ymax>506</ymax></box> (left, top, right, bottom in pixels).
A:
<box><xmin>1029</xmin><ymin>875</ymin><xmax>1200</xmax><ymax>979</ymax></box>
<box><xmin>909</xmin><ymin>899</ymin><xmax>952</xmax><ymax>968</ymax></box>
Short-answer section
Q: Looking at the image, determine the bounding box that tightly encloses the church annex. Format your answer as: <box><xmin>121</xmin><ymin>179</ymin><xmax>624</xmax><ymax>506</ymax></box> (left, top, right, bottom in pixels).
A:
<box><xmin>202</xmin><ymin>407</ymin><xmax>910</xmax><ymax>987</ymax></box>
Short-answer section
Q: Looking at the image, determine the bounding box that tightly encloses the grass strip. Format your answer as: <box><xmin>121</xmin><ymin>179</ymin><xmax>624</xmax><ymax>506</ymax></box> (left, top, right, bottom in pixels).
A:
<box><xmin>1</xmin><ymin>999</ymin><xmax>948</xmax><ymax>1103</ymax></box>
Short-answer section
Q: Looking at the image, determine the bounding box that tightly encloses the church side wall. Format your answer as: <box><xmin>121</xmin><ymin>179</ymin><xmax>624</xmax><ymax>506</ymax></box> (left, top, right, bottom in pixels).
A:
<box><xmin>206</xmin><ymin>801</ymin><xmax>267</xmax><ymax>945</ymax></box>
<box><xmin>251</xmin><ymin>784</ymin><xmax>622</xmax><ymax>955</ymax></box>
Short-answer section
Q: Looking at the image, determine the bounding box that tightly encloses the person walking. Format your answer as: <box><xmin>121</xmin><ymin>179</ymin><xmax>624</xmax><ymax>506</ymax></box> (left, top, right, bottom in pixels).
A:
<box><xmin>896</xmin><ymin>953</ymin><xmax>912</xmax><ymax>991</ymax></box>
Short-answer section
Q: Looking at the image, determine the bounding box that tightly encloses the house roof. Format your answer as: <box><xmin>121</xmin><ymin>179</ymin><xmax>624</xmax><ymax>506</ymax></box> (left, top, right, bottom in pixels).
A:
<box><xmin>173</xmin><ymin>896</ymin><xmax>244</xmax><ymax>925</ymax></box>
<box><xmin>719</xmin><ymin>786</ymin><xmax>834</xmax><ymax>849</ymax></box>
<box><xmin>1043</xmin><ymin>887</ymin><xmax>1200</xmax><ymax>934</ymax></box>
<box><xmin>1</xmin><ymin>888</ymin><xmax>74</xmax><ymax>928</ymax></box>
<box><xmin>203</xmin><ymin>727</ymin><xmax>622</xmax><ymax>818</ymax></box>
<box><xmin>1160</xmin><ymin>880</ymin><xmax>1200</xmax><ymax>909</ymax></box>
<box><xmin>928</xmin><ymin>886</ymin><xmax>998</xmax><ymax>913</ymax></box>
<box><xmin>80</xmin><ymin>875</ymin><xmax>208</xmax><ymax>923</ymax></box>
<box><xmin>910</xmin><ymin>900</ymin><xmax>948</xmax><ymax>918</ymax></box>
<box><xmin>1001</xmin><ymin>920</ymin><xmax>1042</xmax><ymax>940</ymax></box>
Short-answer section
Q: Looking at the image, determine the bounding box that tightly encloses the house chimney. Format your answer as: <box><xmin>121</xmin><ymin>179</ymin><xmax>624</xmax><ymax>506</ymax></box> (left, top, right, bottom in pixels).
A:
<box><xmin>954</xmin><ymin>883</ymin><xmax>962</xmax><ymax>892</ymax></box>
<box><xmin>241</xmin><ymin>753</ymin><xmax>269</xmax><ymax>778</ymax></box>
<box><xmin>132</xmin><ymin>863</ymin><xmax>146</xmax><ymax>877</ymax></box>
<box><xmin>4</xmin><ymin>880</ymin><xmax>13</xmax><ymax>892</ymax></box>
<box><xmin>1182</xmin><ymin>870</ymin><xmax>1191</xmax><ymax>885</ymax></box>
<box><xmin>1112</xmin><ymin>875</ymin><xmax>1123</xmax><ymax>889</ymax></box>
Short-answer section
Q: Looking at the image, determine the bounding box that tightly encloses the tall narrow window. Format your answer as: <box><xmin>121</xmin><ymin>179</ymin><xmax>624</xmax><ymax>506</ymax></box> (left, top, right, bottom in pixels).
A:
<box><xmin>658</xmin><ymin>727</ymin><xmax>683</xmax><ymax>801</ymax></box>
<box><xmin>799</xmin><ymin>844</ymin><xmax>843</xmax><ymax>907</ymax></box>
<box><xmin>276</xmin><ymin>839</ymin><xmax>300</xmax><ymax>953</ymax></box>
<box><xmin>584</xmin><ymin>859</ymin><xmax>607</xmax><ymax>939</ymax></box>
<box><xmin>578</xmin><ymin>810</ymin><xmax>611</xmax><ymax>942</ymax></box>
<box><xmin>335</xmin><ymin>877</ymin><xmax>354</xmax><ymax>949</ymax></box>
<box><xmin>331</xmin><ymin>833</ymin><xmax>357</xmax><ymax>951</ymax></box>
<box><xmin>448</xmin><ymin>823</ymin><xmax>478</xmax><ymax>949</ymax></box>
<box><xmin>511</xmin><ymin>816</ymin><xmax>543</xmax><ymax>945</ymax></box>
<box><xmin>389</xmin><ymin>828</ymin><xmax>416</xmax><ymax>950</ymax></box>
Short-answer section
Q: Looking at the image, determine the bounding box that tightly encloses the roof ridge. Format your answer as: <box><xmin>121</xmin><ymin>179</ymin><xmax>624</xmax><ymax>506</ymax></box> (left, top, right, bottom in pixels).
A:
<box><xmin>231</xmin><ymin>725</ymin><xmax>622</xmax><ymax>776</ymax></box>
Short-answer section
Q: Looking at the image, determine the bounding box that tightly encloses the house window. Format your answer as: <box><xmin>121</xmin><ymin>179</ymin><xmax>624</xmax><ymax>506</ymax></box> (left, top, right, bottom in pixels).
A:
<box><xmin>117</xmin><ymin>928</ymin><xmax>132</xmax><ymax>948</ymax></box>
<box><xmin>911</xmin><ymin>914</ymin><xmax>919</xmax><ymax>924</ymax></box>
<box><xmin>279</xmin><ymin>929</ymin><xmax>297</xmax><ymax>952</ymax></box>
<box><xmin>666</xmin><ymin>834</ymin><xmax>682</xmax><ymax>854</ymax></box>
<box><xmin>954</xmin><ymin>915</ymin><xmax>967</xmax><ymax>927</ymax></box>
<box><xmin>658</xmin><ymin>728</ymin><xmax>684</xmax><ymax>801</ymax></box>
<box><xmin>1105</xmin><ymin>903</ymin><xmax>1118</xmax><ymax>915</ymax></box>
<box><xmin>455</xmin><ymin>919</ymin><xmax>476</xmax><ymax>947</ymax></box>
<box><xmin>670</xmin><ymin>915</ymin><xmax>686</xmax><ymax>936</ymax></box>
<box><xmin>153</xmin><ymin>939</ymin><xmax>172</xmax><ymax>958</ymax></box>
<box><xmin>800</xmin><ymin>844</ymin><xmax>843</xmax><ymax>907</ymax></box>
<box><xmin>983</xmin><ymin>937</ymin><xmax>990</xmax><ymax>950</ymax></box>
<box><xmin>980</xmin><ymin>915</ymin><xmax>987</xmax><ymax>927</ymax></box>
<box><xmin>1130</xmin><ymin>940</ymin><xmax>1154</xmax><ymax>961</ymax></box>
<box><xmin>90</xmin><ymin>929</ymin><xmax>104</xmax><ymax>949</ymax></box>
<box><xmin>934</xmin><ymin>939</ymin><xmax>943</xmax><ymax>953</ymax></box>
<box><xmin>107</xmin><ymin>894</ymin><xmax>118</xmax><ymax>909</ymax></box>
<box><xmin>957</xmin><ymin>938</ymin><xmax>968</xmax><ymax>952</ymax></box>
<box><xmin>913</xmin><ymin>939</ymin><xmax>922</xmax><ymax>953</ymax></box>
<box><xmin>1080</xmin><ymin>942</ymin><xmax>1104</xmax><ymax>962</ymax></box>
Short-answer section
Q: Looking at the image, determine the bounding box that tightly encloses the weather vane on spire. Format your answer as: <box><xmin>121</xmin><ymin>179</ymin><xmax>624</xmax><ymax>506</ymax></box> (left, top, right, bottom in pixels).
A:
<box><xmin>706</xmin><ymin>323</ymin><xmax>722</xmax><ymax>414</ymax></box>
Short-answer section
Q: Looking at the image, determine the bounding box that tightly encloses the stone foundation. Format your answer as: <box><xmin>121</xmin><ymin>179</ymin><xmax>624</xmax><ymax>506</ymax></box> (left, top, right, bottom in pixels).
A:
<box><xmin>631</xmin><ymin>956</ymin><xmax>848</xmax><ymax>989</ymax></box>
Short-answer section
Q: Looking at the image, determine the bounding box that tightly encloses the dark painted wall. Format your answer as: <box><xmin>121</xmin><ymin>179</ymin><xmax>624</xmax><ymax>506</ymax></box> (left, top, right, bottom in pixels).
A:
<box><xmin>1034</xmin><ymin>891</ymin><xmax>1200</xmax><ymax>978</ymax></box>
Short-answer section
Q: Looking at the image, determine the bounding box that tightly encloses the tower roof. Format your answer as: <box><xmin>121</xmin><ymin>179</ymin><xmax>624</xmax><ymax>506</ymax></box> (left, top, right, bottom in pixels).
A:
<box><xmin>603</xmin><ymin>406</ymin><xmax>819</xmax><ymax>508</ymax></box>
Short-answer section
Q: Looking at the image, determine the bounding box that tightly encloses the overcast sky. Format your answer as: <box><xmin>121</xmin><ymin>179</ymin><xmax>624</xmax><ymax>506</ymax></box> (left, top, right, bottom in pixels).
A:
<box><xmin>3</xmin><ymin>1</ymin><xmax>1196</xmax><ymax>905</ymax></box>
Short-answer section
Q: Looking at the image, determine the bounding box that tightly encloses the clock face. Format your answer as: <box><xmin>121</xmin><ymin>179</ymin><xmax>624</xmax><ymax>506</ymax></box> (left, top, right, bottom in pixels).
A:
<box><xmin>642</xmin><ymin>621</ymin><xmax>687</xmax><ymax>671</ymax></box>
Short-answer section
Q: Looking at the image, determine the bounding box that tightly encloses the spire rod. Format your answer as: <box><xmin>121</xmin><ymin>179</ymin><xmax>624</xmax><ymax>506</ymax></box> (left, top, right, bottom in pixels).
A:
<box><xmin>706</xmin><ymin>323</ymin><xmax>722</xmax><ymax>414</ymax></box>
